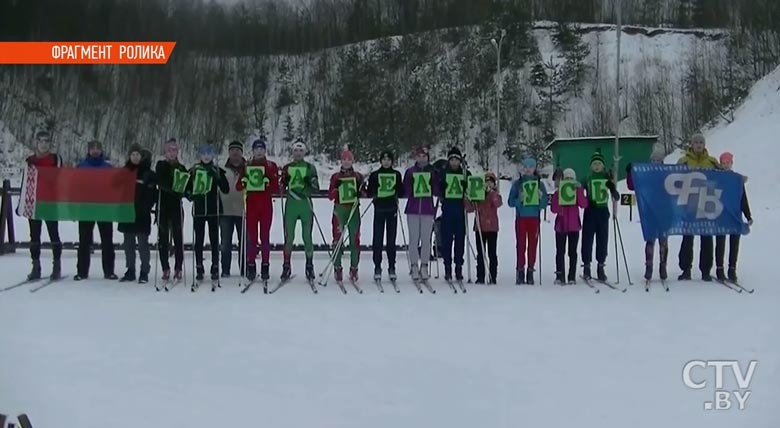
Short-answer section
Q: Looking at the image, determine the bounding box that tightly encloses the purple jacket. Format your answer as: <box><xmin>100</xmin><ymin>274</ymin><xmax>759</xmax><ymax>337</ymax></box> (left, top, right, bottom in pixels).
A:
<box><xmin>403</xmin><ymin>163</ymin><xmax>437</xmax><ymax>216</ymax></box>
<box><xmin>550</xmin><ymin>186</ymin><xmax>588</xmax><ymax>233</ymax></box>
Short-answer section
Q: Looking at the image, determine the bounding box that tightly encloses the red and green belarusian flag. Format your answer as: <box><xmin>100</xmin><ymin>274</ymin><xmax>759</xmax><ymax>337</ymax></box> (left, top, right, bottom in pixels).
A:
<box><xmin>18</xmin><ymin>167</ymin><xmax>136</xmax><ymax>222</ymax></box>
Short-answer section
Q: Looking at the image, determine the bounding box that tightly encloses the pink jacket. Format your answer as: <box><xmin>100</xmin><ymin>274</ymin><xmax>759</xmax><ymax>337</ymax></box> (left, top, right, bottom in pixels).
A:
<box><xmin>465</xmin><ymin>191</ymin><xmax>503</xmax><ymax>232</ymax></box>
<box><xmin>550</xmin><ymin>186</ymin><xmax>588</xmax><ymax>233</ymax></box>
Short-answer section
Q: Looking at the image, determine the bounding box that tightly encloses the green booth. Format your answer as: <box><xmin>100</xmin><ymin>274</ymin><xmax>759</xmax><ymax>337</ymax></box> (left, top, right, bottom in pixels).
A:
<box><xmin>546</xmin><ymin>135</ymin><xmax>658</xmax><ymax>182</ymax></box>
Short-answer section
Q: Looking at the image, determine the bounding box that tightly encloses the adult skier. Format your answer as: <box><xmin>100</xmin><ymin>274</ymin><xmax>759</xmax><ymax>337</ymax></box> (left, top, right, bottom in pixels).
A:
<box><xmin>118</xmin><ymin>144</ymin><xmax>157</xmax><ymax>284</ymax></box>
<box><xmin>714</xmin><ymin>152</ymin><xmax>752</xmax><ymax>282</ymax></box>
<box><xmin>219</xmin><ymin>140</ymin><xmax>246</xmax><ymax>277</ymax></box>
<box><xmin>237</xmin><ymin>137</ymin><xmax>279</xmax><ymax>281</ymax></box>
<box><xmin>402</xmin><ymin>147</ymin><xmax>437</xmax><ymax>282</ymax></box>
<box><xmin>21</xmin><ymin>130</ymin><xmax>63</xmax><ymax>280</ymax></box>
<box><xmin>155</xmin><ymin>138</ymin><xmax>187</xmax><ymax>283</ymax></box>
<box><xmin>580</xmin><ymin>149</ymin><xmax>620</xmax><ymax>281</ymax></box>
<box><xmin>438</xmin><ymin>148</ymin><xmax>469</xmax><ymax>282</ymax></box>
<box><xmin>507</xmin><ymin>158</ymin><xmax>549</xmax><ymax>284</ymax></box>
<box><xmin>676</xmin><ymin>134</ymin><xmax>720</xmax><ymax>281</ymax></box>
<box><xmin>367</xmin><ymin>150</ymin><xmax>403</xmax><ymax>282</ymax></box>
<box><xmin>280</xmin><ymin>139</ymin><xmax>319</xmax><ymax>281</ymax></box>
<box><xmin>626</xmin><ymin>146</ymin><xmax>668</xmax><ymax>282</ymax></box>
<box><xmin>328</xmin><ymin>149</ymin><xmax>364</xmax><ymax>283</ymax></box>
<box><xmin>74</xmin><ymin>140</ymin><xmax>117</xmax><ymax>281</ymax></box>
<box><xmin>189</xmin><ymin>144</ymin><xmax>229</xmax><ymax>284</ymax></box>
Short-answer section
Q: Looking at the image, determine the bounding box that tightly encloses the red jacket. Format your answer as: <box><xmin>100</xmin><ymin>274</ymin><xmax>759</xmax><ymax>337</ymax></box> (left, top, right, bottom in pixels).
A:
<box><xmin>236</xmin><ymin>157</ymin><xmax>279</xmax><ymax>212</ymax></box>
<box><xmin>328</xmin><ymin>168</ymin><xmax>364</xmax><ymax>206</ymax></box>
<box><xmin>26</xmin><ymin>153</ymin><xmax>62</xmax><ymax>168</ymax></box>
<box><xmin>465</xmin><ymin>190</ymin><xmax>503</xmax><ymax>232</ymax></box>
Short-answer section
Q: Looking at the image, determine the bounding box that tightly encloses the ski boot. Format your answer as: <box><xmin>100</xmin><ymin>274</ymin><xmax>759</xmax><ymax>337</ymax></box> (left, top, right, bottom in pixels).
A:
<box><xmin>305</xmin><ymin>259</ymin><xmax>315</xmax><ymax>281</ymax></box>
<box><xmin>582</xmin><ymin>264</ymin><xmax>592</xmax><ymax>280</ymax></box>
<box><xmin>554</xmin><ymin>271</ymin><xmax>565</xmax><ymax>285</ymax></box>
<box><xmin>138</xmin><ymin>272</ymin><xmax>149</xmax><ymax>284</ymax></box>
<box><xmin>701</xmin><ymin>271</ymin><xmax>713</xmax><ymax>282</ymax></box>
<box><xmin>120</xmin><ymin>270</ymin><xmax>136</xmax><ymax>282</ymax></box>
<box><xmin>419</xmin><ymin>264</ymin><xmax>429</xmax><ymax>281</ymax></box>
<box><xmin>221</xmin><ymin>271</ymin><xmax>230</xmax><ymax>278</ymax></box>
<box><xmin>51</xmin><ymin>259</ymin><xmax>62</xmax><ymax>280</ymax></box>
<box><xmin>678</xmin><ymin>269</ymin><xmax>691</xmax><ymax>281</ymax></box>
<box><xmin>73</xmin><ymin>274</ymin><xmax>87</xmax><ymax>281</ymax></box>
<box><xmin>488</xmin><ymin>267</ymin><xmax>497</xmax><ymax>285</ymax></box>
<box><xmin>280</xmin><ymin>263</ymin><xmax>292</xmax><ymax>281</ymax></box>
<box><xmin>161</xmin><ymin>270</ymin><xmax>171</xmax><ymax>282</ymax></box>
<box><xmin>455</xmin><ymin>266</ymin><xmax>463</xmax><ymax>282</ymax></box>
<box><xmin>373</xmin><ymin>268</ymin><xmax>382</xmax><ymax>282</ymax></box>
<box><xmin>644</xmin><ymin>265</ymin><xmax>653</xmax><ymax>281</ymax></box>
<box><xmin>525</xmin><ymin>267</ymin><xmax>535</xmax><ymax>285</ymax></box>
<box><xmin>173</xmin><ymin>270</ymin><xmax>183</xmax><ymax>282</ymax></box>
<box><xmin>515</xmin><ymin>268</ymin><xmax>525</xmax><ymax>285</ymax></box>
<box><xmin>210</xmin><ymin>265</ymin><xmax>220</xmax><ymax>281</ymax></box>
<box><xmin>349</xmin><ymin>267</ymin><xmax>359</xmax><ymax>282</ymax></box>
<box><xmin>410</xmin><ymin>263</ymin><xmax>420</xmax><ymax>281</ymax></box>
<box><xmin>716</xmin><ymin>267</ymin><xmax>727</xmax><ymax>282</ymax></box>
<box><xmin>334</xmin><ymin>267</ymin><xmax>344</xmax><ymax>282</ymax></box>
<box><xmin>567</xmin><ymin>266</ymin><xmax>577</xmax><ymax>284</ymax></box>
<box><xmin>196</xmin><ymin>266</ymin><xmax>205</xmax><ymax>282</ymax></box>
<box><xmin>260</xmin><ymin>262</ymin><xmax>270</xmax><ymax>281</ymax></box>
<box><xmin>246</xmin><ymin>264</ymin><xmax>257</xmax><ymax>281</ymax></box>
<box><xmin>388</xmin><ymin>267</ymin><xmax>397</xmax><ymax>282</ymax></box>
<box><xmin>597</xmin><ymin>264</ymin><xmax>607</xmax><ymax>282</ymax></box>
<box><xmin>659</xmin><ymin>263</ymin><xmax>668</xmax><ymax>281</ymax></box>
<box><xmin>444</xmin><ymin>265</ymin><xmax>453</xmax><ymax>282</ymax></box>
<box><xmin>105</xmin><ymin>273</ymin><xmax>119</xmax><ymax>280</ymax></box>
<box><xmin>27</xmin><ymin>260</ymin><xmax>42</xmax><ymax>281</ymax></box>
<box><xmin>728</xmin><ymin>267</ymin><xmax>738</xmax><ymax>282</ymax></box>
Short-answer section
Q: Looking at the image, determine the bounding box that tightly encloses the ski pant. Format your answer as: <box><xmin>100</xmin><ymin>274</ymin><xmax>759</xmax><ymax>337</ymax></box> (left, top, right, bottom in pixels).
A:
<box><xmin>715</xmin><ymin>235</ymin><xmax>741</xmax><ymax>270</ymax></box>
<box><xmin>645</xmin><ymin>238</ymin><xmax>668</xmax><ymax>268</ymax></box>
<box><xmin>220</xmin><ymin>215</ymin><xmax>243</xmax><ymax>274</ymax></box>
<box><xmin>678</xmin><ymin>235</ymin><xmax>713</xmax><ymax>274</ymax></box>
<box><xmin>372</xmin><ymin>209</ymin><xmax>398</xmax><ymax>270</ymax></box>
<box><xmin>515</xmin><ymin>217</ymin><xmax>540</xmax><ymax>269</ymax></box>
<box><xmin>194</xmin><ymin>216</ymin><xmax>220</xmax><ymax>272</ymax></box>
<box><xmin>333</xmin><ymin>213</ymin><xmax>360</xmax><ymax>249</ymax></box>
<box><xmin>123</xmin><ymin>232</ymin><xmax>150</xmax><ymax>276</ymax></box>
<box><xmin>440</xmin><ymin>213</ymin><xmax>466</xmax><ymax>269</ymax></box>
<box><xmin>333</xmin><ymin>204</ymin><xmax>360</xmax><ymax>269</ymax></box>
<box><xmin>77</xmin><ymin>221</ymin><xmax>115</xmax><ymax>277</ymax></box>
<box><xmin>475</xmin><ymin>230</ymin><xmax>497</xmax><ymax>282</ymax></box>
<box><xmin>28</xmin><ymin>219</ymin><xmax>61</xmax><ymax>264</ymax></box>
<box><xmin>246</xmin><ymin>207</ymin><xmax>272</xmax><ymax>266</ymax></box>
<box><xmin>158</xmin><ymin>206</ymin><xmax>184</xmax><ymax>272</ymax></box>
<box><xmin>283</xmin><ymin>198</ymin><xmax>313</xmax><ymax>262</ymax></box>
<box><xmin>581</xmin><ymin>207</ymin><xmax>610</xmax><ymax>266</ymax></box>
<box><xmin>406</xmin><ymin>214</ymin><xmax>434</xmax><ymax>268</ymax></box>
<box><xmin>555</xmin><ymin>231</ymin><xmax>579</xmax><ymax>278</ymax></box>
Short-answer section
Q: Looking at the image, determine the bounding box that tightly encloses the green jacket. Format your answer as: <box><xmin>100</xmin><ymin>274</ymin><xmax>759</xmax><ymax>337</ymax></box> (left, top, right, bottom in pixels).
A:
<box><xmin>282</xmin><ymin>159</ymin><xmax>319</xmax><ymax>198</ymax></box>
<box><xmin>677</xmin><ymin>148</ymin><xmax>720</xmax><ymax>169</ymax></box>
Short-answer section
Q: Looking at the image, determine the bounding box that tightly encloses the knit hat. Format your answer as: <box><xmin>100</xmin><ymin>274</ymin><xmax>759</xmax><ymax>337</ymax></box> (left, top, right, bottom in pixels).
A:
<box><xmin>485</xmin><ymin>171</ymin><xmax>497</xmax><ymax>182</ymax></box>
<box><xmin>447</xmin><ymin>147</ymin><xmax>462</xmax><ymax>161</ymax></box>
<box><xmin>650</xmin><ymin>145</ymin><xmax>665</xmax><ymax>162</ymax></box>
<box><xmin>380</xmin><ymin>150</ymin><xmax>394</xmax><ymax>162</ymax></box>
<box><xmin>563</xmin><ymin>168</ymin><xmax>577</xmax><ymax>180</ymax></box>
<box><xmin>128</xmin><ymin>143</ymin><xmax>142</xmax><ymax>156</ymax></box>
<box><xmin>292</xmin><ymin>138</ymin><xmax>306</xmax><ymax>151</ymax></box>
<box><xmin>229</xmin><ymin>140</ymin><xmax>244</xmax><ymax>153</ymax></box>
<box><xmin>522</xmin><ymin>158</ymin><xmax>537</xmax><ymax>170</ymax></box>
<box><xmin>198</xmin><ymin>144</ymin><xmax>215</xmax><ymax>156</ymax></box>
<box><xmin>719</xmin><ymin>152</ymin><xmax>734</xmax><ymax>164</ymax></box>
<box><xmin>691</xmin><ymin>134</ymin><xmax>706</xmax><ymax>145</ymax></box>
<box><xmin>341</xmin><ymin>150</ymin><xmax>354</xmax><ymax>162</ymax></box>
<box><xmin>87</xmin><ymin>140</ymin><xmax>103</xmax><ymax>151</ymax></box>
<box><xmin>164</xmin><ymin>138</ymin><xmax>178</xmax><ymax>149</ymax></box>
<box><xmin>252</xmin><ymin>137</ymin><xmax>266</xmax><ymax>151</ymax></box>
<box><xmin>35</xmin><ymin>130</ymin><xmax>50</xmax><ymax>140</ymax></box>
<box><xmin>591</xmin><ymin>149</ymin><xmax>605</xmax><ymax>166</ymax></box>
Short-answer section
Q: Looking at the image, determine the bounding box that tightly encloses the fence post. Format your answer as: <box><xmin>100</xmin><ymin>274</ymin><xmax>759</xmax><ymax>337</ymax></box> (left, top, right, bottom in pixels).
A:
<box><xmin>0</xmin><ymin>179</ymin><xmax>16</xmax><ymax>255</ymax></box>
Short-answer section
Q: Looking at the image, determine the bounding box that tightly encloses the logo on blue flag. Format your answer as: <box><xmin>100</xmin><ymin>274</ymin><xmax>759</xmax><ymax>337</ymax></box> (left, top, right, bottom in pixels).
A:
<box><xmin>632</xmin><ymin>164</ymin><xmax>747</xmax><ymax>241</ymax></box>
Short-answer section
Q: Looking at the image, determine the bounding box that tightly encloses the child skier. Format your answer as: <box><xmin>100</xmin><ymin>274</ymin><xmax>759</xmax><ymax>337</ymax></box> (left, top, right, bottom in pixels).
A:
<box><xmin>328</xmin><ymin>150</ymin><xmax>364</xmax><ymax>282</ymax></box>
<box><xmin>626</xmin><ymin>146</ymin><xmax>668</xmax><ymax>282</ymax></box>
<box><xmin>507</xmin><ymin>158</ymin><xmax>549</xmax><ymax>285</ymax></box>
<box><xmin>550</xmin><ymin>168</ymin><xmax>588</xmax><ymax>284</ymax></box>
<box><xmin>21</xmin><ymin>130</ymin><xmax>63</xmax><ymax>281</ymax></box>
<box><xmin>280</xmin><ymin>139</ymin><xmax>319</xmax><ymax>281</ymax></box>
<box><xmin>118</xmin><ymin>145</ymin><xmax>157</xmax><ymax>284</ymax></box>
<box><xmin>465</xmin><ymin>171</ymin><xmax>502</xmax><ymax>284</ymax></box>
<box><xmin>75</xmin><ymin>140</ymin><xmax>117</xmax><ymax>281</ymax></box>
<box><xmin>237</xmin><ymin>137</ymin><xmax>279</xmax><ymax>281</ymax></box>
<box><xmin>714</xmin><ymin>152</ymin><xmax>752</xmax><ymax>282</ymax></box>
<box><xmin>367</xmin><ymin>150</ymin><xmax>403</xmax><ymax>282</ymax></box>
<box><xmin>438</xmin><ymin>148</ymin><xmax>469</xmax><ymax>282</ymax></box>
<box><xmin>402</xmin><ymin>147</ymin><xmax>437</xmax><ymax>282</ymax></box>
<box><xmin>155</xmin><ymin>139</ymin><xmax>188</xmax><ymax>283</ymax></box>
<box><xmin>581</xmin><ymin>150</ymin><xmax>620</xmax><ymax>281</ymax></box>
<box><xmin>189</xmin><ymin>144</ymin><xmax>230</xmax><ymax>283</ymax></box>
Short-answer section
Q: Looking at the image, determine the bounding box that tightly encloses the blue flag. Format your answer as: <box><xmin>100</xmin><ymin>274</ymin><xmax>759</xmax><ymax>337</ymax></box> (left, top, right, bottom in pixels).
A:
<box><xmin>631</xmin><ymin>164</ymin><xmax>748</xmax><ymax>241</ymax></box>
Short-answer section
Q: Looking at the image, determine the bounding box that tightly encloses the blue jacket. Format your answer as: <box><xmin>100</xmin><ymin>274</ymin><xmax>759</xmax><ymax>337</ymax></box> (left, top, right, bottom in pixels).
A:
<box><xmin>78</xmin><ymin>154</ymin><xmax>112</xmax><ymax>168</ymax></box>
<box><xmin>438</xmin><ymin>166</ymin><xmax>469</xmax><ymax>217</ymax></box>
<box><xmin>508</xmin><ymin>175</ymin><xmax>548</xmax><ymax>218</ymax></box>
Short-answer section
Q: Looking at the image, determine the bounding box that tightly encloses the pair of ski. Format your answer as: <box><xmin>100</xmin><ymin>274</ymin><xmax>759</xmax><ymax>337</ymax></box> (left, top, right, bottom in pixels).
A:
<box><xmin>1</xmin><ymin>274</ymin><xmax>67</xmax><ymax>294</ymax></box>
<box><xmin>411</xmin><ymin>278</ymin><xmax>436</xmax><ymax>294</ymax></box>
<box><xmin>191</xmin><ymin>279</ymin><xmax>221</xmax><ymax>293</ymax></box>
<box><xmin>716</xmin><ymin>279</ymin><xmax>754</xmax><ymax>294</ymax></box>
<box><xmin>335</xmin><ymin>279</ymin><xmax>362</xmax><ymax>294</ymax></box>
<box><xmin>240</xmin><ymin>278</ymin><xmax>269</xmax><ymax>294</ymax></box>
<box><xmin>580</xmin><ymin>276</ymin><xmax>627</xmax><ymax>294</ymax></box>
<box><xmin>645</xmin><ymin>279</ymin><xmax>670</xmax><ymax>292</ymax></box>
<box><xmin>444</xmin><ymin>279</ymin><xmax>467</xmax><ymax>294</ymax></box>
<box><xmin>374</xmin><ymin>279</ymin><xmax>400</xmax><ymax>293</ymax></box>
<box><xmin>264</xmin><ymin>275</ymin><xmax>318</xmax><ymax>294</ymax></box>
<box><xmin>156</xmin><ymin>277</ymin><xmax>183</xmax><ymax>292</ymax></box>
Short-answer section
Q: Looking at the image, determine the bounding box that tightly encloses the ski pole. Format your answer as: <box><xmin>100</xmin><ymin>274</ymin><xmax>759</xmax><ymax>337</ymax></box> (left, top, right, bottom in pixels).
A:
<box><xmin>616</xmin><ymin>218</ymin><xmax>633</xmax><ymax>285</ymax></box>
<box><xmin>153</xmin><ymin>189</ymin><xmax>161</xmax><ymax>290</ymax></box>
<box><xmin>473</xmin><ymin>205</ymin><xmax>491</xmax><ymax>283</ymax></box>
<box><xmin>431</xmin><ymin>198</ymin><xmax>441</xmax><ymax>279</ymax></box>
<box><xmin>396</xmin><ymin>198</ymin><xmax>413</xmax><ymax>277</ymax></box>
<box><xmin>462</xmin><ymin>160</ymin><xmax>472</xmax><ymax>283</ymax></box>
<box><xmin>538</xmin><ymin>214</ymin><xmax>543</xmax><ymax>285</ymax></box>
<box><xmin>239</xmin><ymin>187</ymin><xmax>247</xmax><ymax>287</ymax></box>
<box><xmin>318</xmin><ymin>201</ymin><xmax>367</xmax><ymax>286</ymax></box>
<box><xmin>309</xmin><ymin>198</ymin><xmax>333</xmax><ymax>259</ymax></box>
<box><xmin>613</xmin><ymin>217</ymin><xmax>620</xmax><ymax>284</ymax></box>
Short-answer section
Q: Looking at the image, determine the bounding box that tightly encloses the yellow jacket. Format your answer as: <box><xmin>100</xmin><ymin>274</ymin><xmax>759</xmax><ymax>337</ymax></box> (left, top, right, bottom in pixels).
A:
<box><xmin>677</xmin><ymin>148</ymin><xmax>720</xmax><ymax>169</ymax></box>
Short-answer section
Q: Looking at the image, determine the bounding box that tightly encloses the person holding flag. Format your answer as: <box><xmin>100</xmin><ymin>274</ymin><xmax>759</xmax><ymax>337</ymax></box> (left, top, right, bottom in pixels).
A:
<box><xmin>280</xmin><ymin>139</ymin><xmax>319</xmax><ymax>281</ymax></box>
<box><xmin>328</xmin><ymin>149</ymin><xmax>364</xmax><ymax>283</ymax></box>
<box><xmin>580</xmin><ymin>149</ymin><xmax>620</xmax><ymax>282</ymax></box>
<box><xmin>507</xmin><ymin>158</ymin><xmax>548</xmax><ymax>285</ymax></box>
<box><xmin>155</xmin><ymin>138</ymin><xmax>188</xmax><ymax>284</ymax></box>
<box><xmin>237</xmin><ymin>137</ymin><xmax>279</xmax><ymax>281</ymax></box>
<box><xmin>367</xmin><ymin>150</ymin><xmax>403</xmax><ymax>282</ymax></box>
<box><xmin>118</xmin><ymin>145</ymin><xmax>157</xmax><ymax>284</ymax></box>
<box><xmin>402</xmin><ymin>147</ymin><xmax>437</xmax><ymax>282</ymax></box>
<box><xmin>714</xmin><ymin>152</ymin><xmax>752</xmax><ymax>283</ymax></box>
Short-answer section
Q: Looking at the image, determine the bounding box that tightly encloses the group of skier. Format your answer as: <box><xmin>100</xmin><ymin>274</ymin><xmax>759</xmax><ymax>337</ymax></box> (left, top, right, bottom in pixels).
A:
<box><xmin>18</xmin><ymin>132</ymin><xmax>752</xmax><ymax>291</ymax></box>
